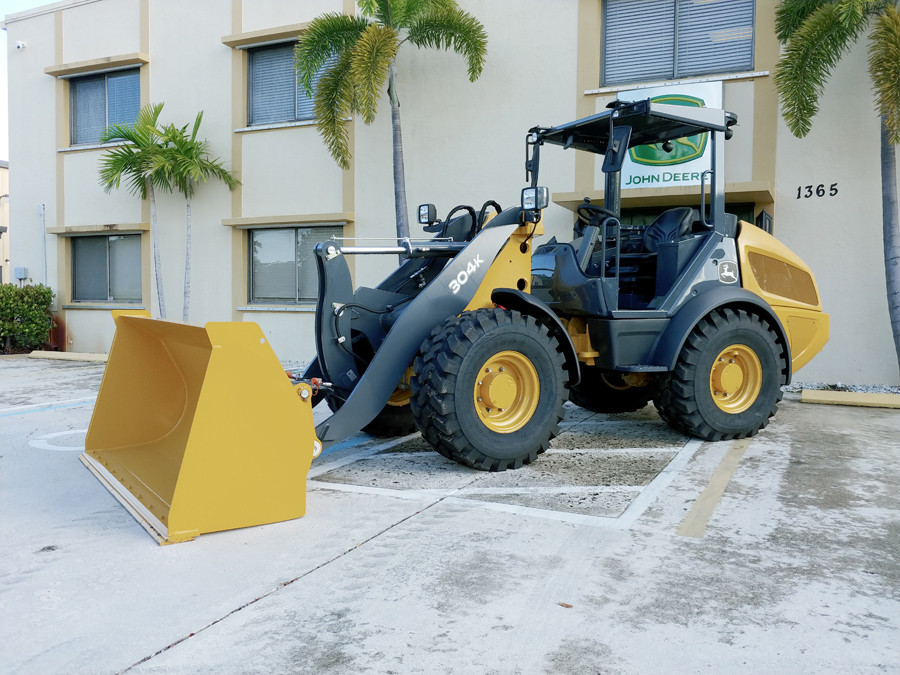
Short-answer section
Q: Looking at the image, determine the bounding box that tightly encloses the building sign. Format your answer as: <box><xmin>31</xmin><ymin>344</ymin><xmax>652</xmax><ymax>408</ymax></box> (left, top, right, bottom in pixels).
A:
<box><xmin>618</xmin><ymin>82</ymin><xmax>723</xmax><ymax>189</ymax></box>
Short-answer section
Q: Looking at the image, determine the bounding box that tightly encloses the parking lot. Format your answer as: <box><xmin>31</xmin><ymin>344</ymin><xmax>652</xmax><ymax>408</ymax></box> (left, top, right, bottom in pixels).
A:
<box><xmin>2</xmin><ymin>354</ymin><xmax>898</xmax><ymax>674</ymax></box>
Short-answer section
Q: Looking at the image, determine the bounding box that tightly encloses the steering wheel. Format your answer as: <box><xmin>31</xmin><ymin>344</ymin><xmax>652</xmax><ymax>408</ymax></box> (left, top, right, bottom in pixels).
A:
<box><xmin>576</xmin><ymin>202</ymin><xmax>617</xmax><ymax>225</ymax></box>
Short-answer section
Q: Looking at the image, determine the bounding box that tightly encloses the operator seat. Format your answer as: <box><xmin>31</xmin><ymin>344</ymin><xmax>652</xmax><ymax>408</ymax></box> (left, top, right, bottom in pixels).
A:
<box><xmin>642</xmin><ymin>207</ymin><xmax>696</xmax><ymax>253</ymax></box>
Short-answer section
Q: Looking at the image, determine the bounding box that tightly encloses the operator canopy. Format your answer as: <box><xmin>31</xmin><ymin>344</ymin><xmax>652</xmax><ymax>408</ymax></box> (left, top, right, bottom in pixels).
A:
<box><xmin>532</xmin><ymin>99</ymin><xmax>738</xmax><ymax>156</ymax></box>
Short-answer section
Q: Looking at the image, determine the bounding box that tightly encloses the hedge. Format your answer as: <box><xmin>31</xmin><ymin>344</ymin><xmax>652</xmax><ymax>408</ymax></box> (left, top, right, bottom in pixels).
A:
<box><xmin>0</xmin><ymin>284</ymin><xmax>55</xmax><ymax>353</ymax></box>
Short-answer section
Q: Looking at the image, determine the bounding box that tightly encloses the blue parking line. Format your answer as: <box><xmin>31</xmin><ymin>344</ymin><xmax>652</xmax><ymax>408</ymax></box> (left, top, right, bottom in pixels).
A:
<box><xmin>318</xmin><ymin>435</ymin><xmax>372</xmax><ymax>457</ymax></box>
<box><xmin>0</xmin><ymin>399</ymin><xmax>96</xmax><ymax>418</ymax></box>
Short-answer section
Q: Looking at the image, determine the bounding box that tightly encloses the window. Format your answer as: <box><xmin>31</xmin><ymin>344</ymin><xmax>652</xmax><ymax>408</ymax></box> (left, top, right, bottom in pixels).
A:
<box><xmin>248</xmin><ymin>43</ymin><xmax>331</xmax><ymax>125</ymax></box>
<box><xmin>249</xmin><ymin>226</ymin><xmax>342</xmax><ymax>303</ymax></box>
<box><xmin>603</xmin><ymin>0</ymin><xmax>754</xmax><ymax>86</ymax></box>
<box><xmin>70</xmin><ymin>69</ymin><xmax>140</xmax><ymax>145</ymax></box>
<box><xmin>72</xmin><ymin>234</ymin><xmax>141</xmax><ymax>302</ymax></box>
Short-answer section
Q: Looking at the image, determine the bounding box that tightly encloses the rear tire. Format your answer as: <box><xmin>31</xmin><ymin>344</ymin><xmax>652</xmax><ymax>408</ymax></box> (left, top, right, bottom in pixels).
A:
<box><xmin>410</xmin><ymin>308</ymin><xmax>568</xmax><ymax>471</ymax></box>
<box><xmin>569</xmin><ymin>368</ymin><xmax>652</xmax><ymax>413</ymax></box>
<box><xmin>654</xmin><ymin>308</ymin><xmax>787</xmax><ymax>440</ymax></box>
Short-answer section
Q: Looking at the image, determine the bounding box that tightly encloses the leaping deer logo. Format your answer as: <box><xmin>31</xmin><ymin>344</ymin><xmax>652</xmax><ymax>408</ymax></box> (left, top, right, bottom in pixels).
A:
<box><xmin>718</xmin><ymin>261</ymin><xmax>738</xmax><ymax>284</ymax></box>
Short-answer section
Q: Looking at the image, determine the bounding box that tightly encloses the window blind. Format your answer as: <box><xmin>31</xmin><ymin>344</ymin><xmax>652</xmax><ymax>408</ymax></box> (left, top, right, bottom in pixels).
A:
<box><xmin>72</xmin><ymin>76</ymin><xmax>106</xmax><ymax>144</ymax></box>
<box><xmin>251</xmin><ymin>228</ymin><xmax>296</xmax><ymax>302</ymax></box>
<box><xmin>250</xmin><ymin>226</ymin><xmax>342</xmax><ymax>304</ymax></box>
<box><xmin>107</xmin><ymin>71</ymin><xmax>140</xmax><ymax>127</ymax></box>
<box><xmin>108</xmin><ymin>235</ymin><xmax>141</xmax><ymax>301</ymax></box>
<box><xmin>603</xmin><ymin>0</ymin><xmax>754</xmax><ymax>86</ymax></box>
<box><xmin>296</xmin><ymin>226</ymin><xmax>341</xmax><ymax>300</ymax></box>
<box><xmin>249</xmin><ymin>42</ymin><xmax>334</xmax><ymax>125</ymax></box>
<box><xmin>249</xmin><ymin>43</ymin><xmax>296</xmax><ymax>125</ymax></box>
<box><xmin>604</xmin><ymin>0</ymin><xmax>675</xmax><ymax>86</ymax></box>
<box><xmin>71</xmin><ymin>69</ymin><xmax>140</xmax><ymax>144</ymax></box>
<box><xmin>73</xmin><ymin>236</ymin><xmax>109</xmax><ymax>301</ymax></box>
<box><xmin>676</xmin><ymin>0</ymin><xmax>754</xmax><ymax>78</ymax></box>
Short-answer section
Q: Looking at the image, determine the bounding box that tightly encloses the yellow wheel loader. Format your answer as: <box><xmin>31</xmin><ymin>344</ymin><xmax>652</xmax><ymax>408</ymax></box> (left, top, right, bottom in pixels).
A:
<box><xmin>81</xmin><ymin>99</ymin><xmax>829</xmax><ymax>543</ymax></box>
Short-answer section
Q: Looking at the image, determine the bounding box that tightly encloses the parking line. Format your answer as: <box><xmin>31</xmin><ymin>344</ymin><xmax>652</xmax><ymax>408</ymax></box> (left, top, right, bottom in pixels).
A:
<box><xmin>676</xmin><ymin>437</ymin><xmax>752</xmax><ymax>538</ymax></box>
<box><xmin>0</xmin><ymin>397</ymin><xmax>97</xmax><ymax>418</ymax></box>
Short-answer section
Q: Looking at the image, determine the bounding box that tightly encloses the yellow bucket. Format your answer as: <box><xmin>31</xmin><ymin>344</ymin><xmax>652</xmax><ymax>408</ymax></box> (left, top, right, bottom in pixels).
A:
<box><xmin>80</xmin><ymin>312</ymin><xmax>320</xmax><ymax>544</ymax></box>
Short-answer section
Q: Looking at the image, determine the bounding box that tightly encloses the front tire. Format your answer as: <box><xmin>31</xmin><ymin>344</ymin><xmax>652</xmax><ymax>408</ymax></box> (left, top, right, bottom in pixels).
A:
<box><xmin>654</xmin><ymin>308</ymin><xmax>787</xmax><ymax>440</ymax></box>
<box><xmin>410</xmin><ymin>308</ymin><xmax>568</xmax><ymax>471</ymax></box>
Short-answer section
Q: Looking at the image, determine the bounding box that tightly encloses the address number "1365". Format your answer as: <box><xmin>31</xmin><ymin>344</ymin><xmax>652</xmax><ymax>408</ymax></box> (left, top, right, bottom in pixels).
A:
<box><xmin>796</xmin><ymin>183</ymin><xmax>838</xmax><ymax>199</ymax></box>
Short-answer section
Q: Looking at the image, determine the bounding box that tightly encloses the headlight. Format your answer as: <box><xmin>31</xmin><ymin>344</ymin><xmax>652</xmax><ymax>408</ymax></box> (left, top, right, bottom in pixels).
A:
<box><xmin>521</xmin><ymin>186</ymin><xmax>549</xmax><ymax>211</ymax></box>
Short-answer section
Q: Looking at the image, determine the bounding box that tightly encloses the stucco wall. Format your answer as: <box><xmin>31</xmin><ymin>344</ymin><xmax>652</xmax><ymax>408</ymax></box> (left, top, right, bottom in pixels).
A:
<box><xmin>774</xmin><ymin>41</ymin><xmax>899</xmax><ymax>385</ymax></box>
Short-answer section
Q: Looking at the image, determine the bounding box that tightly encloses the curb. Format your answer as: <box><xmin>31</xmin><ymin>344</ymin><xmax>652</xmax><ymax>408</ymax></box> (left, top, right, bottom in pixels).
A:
<box><xmin>27</xmin><ymin>350</ymin><xmax>108</xmax><ymax>363</ymax></box>
<box><xmin>800</xmin><ymin>389</ymin><xmax>900</xmax><ymax>409</ymax></box>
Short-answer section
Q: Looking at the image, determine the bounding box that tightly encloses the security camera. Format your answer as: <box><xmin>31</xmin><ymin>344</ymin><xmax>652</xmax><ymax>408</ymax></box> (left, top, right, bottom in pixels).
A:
<box><xmin>16</xmin><ymin>41</ymin><xmax>27</xmax><ymax>51</ymax></box>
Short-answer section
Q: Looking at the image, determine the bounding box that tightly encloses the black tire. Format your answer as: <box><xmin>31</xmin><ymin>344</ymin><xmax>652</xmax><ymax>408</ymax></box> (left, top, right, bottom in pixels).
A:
<box><xmin>410</xmin><ymin>308</ymin><xmax>568</xmax><ymax>471</ymax></box>
<box><xmin>569</xmin><ymin>368</ymin><xmax>652</xmax><ymax>413</ymax></box>
<box><xmin>654</xmin><ymin>308</ymin><xmax>787</xmax><ymax>441</ymax></box>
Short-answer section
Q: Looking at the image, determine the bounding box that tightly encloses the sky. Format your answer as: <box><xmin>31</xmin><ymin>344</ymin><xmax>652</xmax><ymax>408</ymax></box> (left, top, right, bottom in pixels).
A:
<box><xmin>1</xmin><ymin>0</ymin><xmax>53</xmax><ymax>162</ymax></box>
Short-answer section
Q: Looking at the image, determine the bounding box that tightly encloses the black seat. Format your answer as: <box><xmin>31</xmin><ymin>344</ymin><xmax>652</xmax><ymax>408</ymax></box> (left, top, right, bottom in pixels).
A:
<box><xmin>642</xmin><ymin>207</ymin><xmax>696</xmax><ymax>252</ymax></box>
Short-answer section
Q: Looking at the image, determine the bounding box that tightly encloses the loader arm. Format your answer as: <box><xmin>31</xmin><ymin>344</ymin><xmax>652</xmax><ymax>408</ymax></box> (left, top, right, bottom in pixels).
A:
<box><xmin>314</xmin><ymin>208</ymin><xmax>527</xmax><ymax>446</ymax></box>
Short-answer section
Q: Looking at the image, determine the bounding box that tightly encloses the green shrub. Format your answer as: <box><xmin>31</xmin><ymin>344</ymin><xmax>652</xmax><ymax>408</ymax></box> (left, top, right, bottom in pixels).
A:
<box><xmin>0</xmin><ymin>284</ymin><xmax>56</xmax><ymax>352</ymax></box>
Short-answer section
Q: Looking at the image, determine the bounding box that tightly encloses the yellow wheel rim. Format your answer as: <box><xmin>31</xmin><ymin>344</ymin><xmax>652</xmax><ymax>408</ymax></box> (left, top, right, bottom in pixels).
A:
<box><xmin>709</xmin><ymin>344</ymin><xmax>762</xmax><ymax>414</ymax></box>
<box><xmin>473</xmin><ymin>350</ymin><xmax>539</xmax><ymax>433</ymax></box>
<box><xmin>386</xmin><ymin>367</ymin><xmax>413</xmax><ymax>407</ymax></box>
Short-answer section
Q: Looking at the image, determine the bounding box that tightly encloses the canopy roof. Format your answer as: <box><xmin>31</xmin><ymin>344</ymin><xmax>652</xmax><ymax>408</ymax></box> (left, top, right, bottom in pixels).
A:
<box><xmin>533</xmin><ymin>99</ymin><xmax>737</xmax><ymax>155</ymax></box>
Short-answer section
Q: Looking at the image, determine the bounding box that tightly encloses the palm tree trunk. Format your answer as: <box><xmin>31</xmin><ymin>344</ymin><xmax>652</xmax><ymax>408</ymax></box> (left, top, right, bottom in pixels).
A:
<box><xmin>388</xmin><ymin>63</ymin><xmax>410</xmax><ymax>249</ymax></box>
<box><xmin>183</xmin><ymin>195</ymin><xmax>192</xmax><ymax>323</ymax></box>
<box><xmin>881</xmin><ymin>115</ymin><xmax>900</xmax><ymax>373</ymax></box>
<box><xmin>148</xmin><ymin>179</ymin><xmax>167</xmax><ymax>319</ymax></box>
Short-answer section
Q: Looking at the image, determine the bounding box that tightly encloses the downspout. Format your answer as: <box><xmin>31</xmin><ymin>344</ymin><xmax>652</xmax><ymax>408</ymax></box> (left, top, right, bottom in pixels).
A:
<box><xmin>39</xmin><ymin>203</ymin><xmax>47</xmax><ymax>285</ymax></box>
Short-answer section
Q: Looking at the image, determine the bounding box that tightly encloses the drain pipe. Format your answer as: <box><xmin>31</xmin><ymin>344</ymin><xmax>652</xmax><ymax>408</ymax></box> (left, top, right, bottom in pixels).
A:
<box><xmin>39</xmin><ymin>203</ymin><xmax>47</xmax><ymax>285</ymax></box>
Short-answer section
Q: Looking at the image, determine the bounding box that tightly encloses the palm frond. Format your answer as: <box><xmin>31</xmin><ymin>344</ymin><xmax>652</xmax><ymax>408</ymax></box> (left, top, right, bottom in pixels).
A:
<box><xmin>315</xmin><ymin>50</ymin><xmax>358</xmax><ymax>169</ymax></box>
<box><xmin>837</xmin><ymin>0</ymin><xmax>888</xmax><ymax>26</ymax></box>
<box><xmin>357</xmin><ymin>0</ymin><xmax>379</xmax><ymax>18</ymax></box>
<box><xmin>295</xmin><ymin>13</ymin><xmax>369</xmax><ymax>95</ymax></box>
<box><xmin>350</xmin><ymin>23</ymin><xmax>399</xmax><ymax>123</ymax></box>
<box><xmin>369</xmin><ymin>0</ymin><xmax>393</xmax><ymax>25</ymax></box>
<box><xmin>396</xmin><ymin>0</ymin><xmax>457</xmax><ymax>27</ymax></box>
<box><xmin>776</xmin><ymin>0</ymin><xmax>830</xmax><ymax>43</ymax></box>
<box><xmin>868</xmin><ymin>3</ymin><xmax>900</xmax><ymax>144</ymax></box>
<box><xmin>98</xmin><ymin>102</ymin><xmax>170</xmax><ymax>197</ymax></box>
<box><xmin>98</xmin><ymin>145</ymin><xmax>145</xmax><ymax>196</ymax></box>
<box><xmin>775</xmin><ymin>2</ymin><xmax>867</xmax><ymax>137</ymax></box>
<box><xmin>406</xmin><ymin>5</ymin><xmax>487</xmax><ymax>81</ymax></box>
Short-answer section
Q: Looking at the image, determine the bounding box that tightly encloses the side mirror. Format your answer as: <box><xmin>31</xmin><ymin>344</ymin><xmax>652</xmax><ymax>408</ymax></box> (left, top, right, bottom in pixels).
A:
<box><xmin>418</xmin><ymin>204</ymin><xmax>437</xmax><ymax>225</ymax></box>
<box><xmin>521</xmin><ymin>186</ymin><xmax>549</xmax><ymax>211</ymax></box>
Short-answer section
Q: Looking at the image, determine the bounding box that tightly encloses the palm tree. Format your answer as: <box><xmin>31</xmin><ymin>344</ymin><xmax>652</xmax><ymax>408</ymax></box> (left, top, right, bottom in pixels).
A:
<box><xmin>294</xmin><ymin>0</ymin><xmax>487</xmax><ymax>243</ymax></box>
<box><xmin>99</xmin><ymin>103</ymin><xmax>172</xmax><ymax>318</ymax></box>
<box><xmin>156</xmin><ymin>113</ymin><xmax>239</xmax><ymax>322</ymax></box>
<box><xmin>775</xmin><ymin>0</ymin><xmax>900</xmax><ymax>372</ymax></box>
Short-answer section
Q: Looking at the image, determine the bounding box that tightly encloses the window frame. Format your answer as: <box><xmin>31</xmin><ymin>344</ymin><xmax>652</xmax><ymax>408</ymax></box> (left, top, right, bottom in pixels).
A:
<box><xmin>69</xmin><ymin>67</ymin><xmax>141</xmax><ymax>146</ymax></box>
<box><xmin>601</xmin><ymin>0</ymin><xmax>755</xmax><ymax>87</ymax></box>
<box><xmin>248</xmin><ymin>225</ymin><xmax>343</xmax><ymax>305</ymax></box>
<box><xmin>71</xmin><ymin>233</ymin><xmax>142</xmax><ymax>304</ymax></box>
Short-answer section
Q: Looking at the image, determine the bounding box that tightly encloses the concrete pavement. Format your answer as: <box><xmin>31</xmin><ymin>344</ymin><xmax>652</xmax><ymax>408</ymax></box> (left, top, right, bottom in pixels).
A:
<box><xmin>1</xmin><ymin>355</ymin><xmax>898</xmax><ymax>674</ymax></box>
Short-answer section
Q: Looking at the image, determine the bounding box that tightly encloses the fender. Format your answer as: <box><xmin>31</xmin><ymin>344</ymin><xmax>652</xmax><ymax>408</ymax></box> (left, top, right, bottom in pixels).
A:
<box><xmin>492</xmin><ymin>288</ymin><xmax>581</xmax><ymax>387</ymax></box>
<box><xmin>651</xmin><ymin>285</ymin><xmax>792</xmax><ymax>382</ymax></box>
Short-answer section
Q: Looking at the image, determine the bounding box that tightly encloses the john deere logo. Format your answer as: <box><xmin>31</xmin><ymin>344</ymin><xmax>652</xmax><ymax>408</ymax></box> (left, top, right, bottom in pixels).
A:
<box><xmin>629</xmin><ymin>95</ymin><xmax>708</xmax><ymax>166</ymax></box>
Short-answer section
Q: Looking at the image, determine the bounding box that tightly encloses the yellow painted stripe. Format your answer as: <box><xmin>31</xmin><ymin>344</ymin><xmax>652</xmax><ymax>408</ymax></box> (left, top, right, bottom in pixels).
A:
<box><xmin>676</xmin><ymin>438</ymin><xmax>752</xmax><ymax>538</ymax></box>
<box><xmin>800</xmin><ymin>390</ymin><xmax>900</xmax><ymax>409</ymax></box>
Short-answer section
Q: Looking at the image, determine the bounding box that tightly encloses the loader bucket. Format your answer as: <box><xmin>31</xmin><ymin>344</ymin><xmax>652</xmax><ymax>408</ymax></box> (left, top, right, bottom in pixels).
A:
<box><xmin>80</xmin><ymin>313</ymin><xmax>320</xmax><ymax>544</ymax></box>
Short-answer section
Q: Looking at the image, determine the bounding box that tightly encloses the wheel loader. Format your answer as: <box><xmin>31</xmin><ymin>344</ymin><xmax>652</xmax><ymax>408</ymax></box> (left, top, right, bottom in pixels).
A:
<box><xmin>81</xmin><ymin>98</ymin><xmax>829</xmax><ymax>543</ymax></box>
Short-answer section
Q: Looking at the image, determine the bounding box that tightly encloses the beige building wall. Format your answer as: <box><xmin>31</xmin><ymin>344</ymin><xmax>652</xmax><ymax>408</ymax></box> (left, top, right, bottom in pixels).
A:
<box><xmin>774</xmin><ymin>40</ymin><xmax>899</xmax><ymax>385</ymax></box>
<box><xmin>3</xmin><ymin>0</ymin><xmax>898</xmax><ymax>385</ymax></box>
